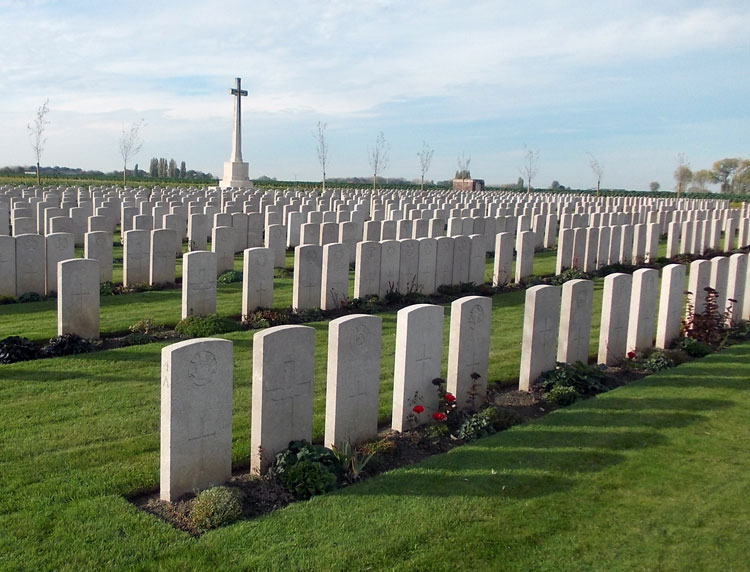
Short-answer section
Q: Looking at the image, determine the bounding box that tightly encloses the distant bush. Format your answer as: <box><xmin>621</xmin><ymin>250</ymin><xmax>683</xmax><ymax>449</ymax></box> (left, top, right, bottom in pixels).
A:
<box><xmin>0</xmin><ymin>295</ymin><xmax>17</xmax><ymax>305</ymax></box>
<box><xmin>18</xmin><ymin>292</ymin><xmax>43</xmax><ymax>303</ymax></box>
<box><xmin>217</xmin><ymin>270</ymin><xmax>242</xmax><ymax>283</ymax></box>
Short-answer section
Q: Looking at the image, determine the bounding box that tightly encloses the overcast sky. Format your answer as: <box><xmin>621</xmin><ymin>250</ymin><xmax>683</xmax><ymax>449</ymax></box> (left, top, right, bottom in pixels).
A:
<box><xmin>1</xmin><ymin>0</ymin><xmax>748</xmax><ymax>190</ymax></box>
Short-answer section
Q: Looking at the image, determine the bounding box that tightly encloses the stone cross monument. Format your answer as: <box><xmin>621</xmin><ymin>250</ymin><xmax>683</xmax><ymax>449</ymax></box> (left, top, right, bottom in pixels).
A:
<box><xmin>220</xmin><ymin>77</ymin><xmax>253</xmax><ymax>189</ymax></box>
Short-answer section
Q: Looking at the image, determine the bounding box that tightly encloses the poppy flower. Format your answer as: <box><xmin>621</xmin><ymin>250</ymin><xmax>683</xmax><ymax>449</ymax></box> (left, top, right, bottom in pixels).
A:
<box><xmin>627</xmin><ymin>351</ymin><xmax>636</xmax><ymax>359</ymax></box>
<box><xmin>445</xmin><ymin>393</ymin><xmax>456</xmax><ymax>402</ymax></box>
<box><xmin>412</xmin><ymin>405</ymin><xmax>424</xmax><ymax>414</ymax></box>
<box><xmin>433</xmin><ymin>412</ymin><xmax>446</xmax><ymax>421</ymax></box>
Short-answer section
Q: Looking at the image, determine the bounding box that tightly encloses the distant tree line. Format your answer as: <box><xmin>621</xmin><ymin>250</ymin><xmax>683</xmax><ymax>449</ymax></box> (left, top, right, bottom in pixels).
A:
<box><xmin>674</xmin><ymin>156</ymin><xmax>750</xmax><ymax>196</ymax></box>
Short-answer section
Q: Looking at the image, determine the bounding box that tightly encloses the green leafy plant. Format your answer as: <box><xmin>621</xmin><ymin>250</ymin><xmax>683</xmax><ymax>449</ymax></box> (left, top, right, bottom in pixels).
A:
<box><xmin>269</xmin><ymin>440</ymin><xmax>344</xmax><ymax>499</ymax></box>
<box><xmin>546</xmin><ymin>385</ymin><xmax>580</xmax><ymax>406</ymax></box>
<box><xmin>189</xmin><ymin>486</ymin><xmax>244</xmax><ymax>532</ymax></box>
<box><xmin>0</xmin><ymin>295</ymin><xmax>17</xmax><ymax>305</ymax></box>
<box><xmin>332</xmin><ymin>442</ymin><xmax>376</xmax><ymax>483</ymax></box>
<box><xmin>678</xmin><ymin>336</ymin><xmax>714</xmax><ymax>358</ymax></box>
<box><xmin>278</xmin><ymin>460</ymin><xmax>338</xmax><ymax>500</ymax></box>
<box><xmin>455</xmin><ymin>410</ymin><xmax>496</xmax><ymax>441</ymax></box>
<box><xmin>550</xmin><ymin>267</ymin><xmax>590</xmax><ymax>285</ymax></box>
<box><xmin>478</xmin><ymin>406</ymin><xmax>523</xmax><ymax>432</ymax></box>
<box><xmin>536</xmin><ymin>361</ymin><xmax>609</xmax><ymax>405</ymax></box>
<box><xmin>41</xmin><ymin>334</ymin><xmax>97</xmax><ymax>357</ymax></box>
<box><xmin>99</xmin><ymin>281</ymin><xmax>116</xmax><ymax>296</ymax></box>
<box><xmin>217</xmin><ymin>270</ymin><xmax>243</xmax><ymax>283</ymax></box>
<box><xmin>0</xmin><ymin>336</ymin><xmax>41</xmax><ymax>364</ymax></box>
<box><xmin>175</xmin><ymin>314</ymin><xmax>240</xmax><ymax>337</ymax></box>
<box><xmin>641</xmin><ymin>349</ymin><xmax>675</xmax><ymax>372</ymax></box>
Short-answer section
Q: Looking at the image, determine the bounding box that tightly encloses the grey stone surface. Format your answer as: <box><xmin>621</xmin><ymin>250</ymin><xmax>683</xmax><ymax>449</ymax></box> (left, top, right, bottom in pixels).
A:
<box><xmin>655</xmin><ymin>264</ymin><xmax>686</xmax><ymax>349</ymax></box>
<box><xmin>242</xmin><ymin>247</ymin><xmax>274</xmax><ymax>316</ymax></box>
<box><xmin>182</xmin><ymin>251</ymin><xmax>217</xmax><ymax>319</ymax></box>
<box><xmin>627</xmin><ymin>268</ymin><xmax>659</xmax><ymax>353</ymax></box>
<box><xmin>598</xmin><ymin>273</ymin><xmax>632</xmax><ymax>365</ymax></box>
<box><xmin>446</xmin><ymin>296</ymin><xmax>491</xmax><ymax>411</ymax></box>
<box><xmin>45</xmin><ymin>232</ymin><xmax>75</xmax><ymax>295</ymax></box>
<box><xmin>557</xmin><ymin>279</ymin><xmax>594</xmax><ymax>364</ymax></box>
<box><xmin>251</xmin><ymin>325</ymin><xmax>315</xmax><ymax>474</ymax></box>
<box><xmin>325</xmin><ymin>314</ymin><xmax>382</xmax><ymax>449</ymax></box>
<box><xmin>519</xmin><ymin>285</ymin><xmax>561</xmax><ymax>391</ymax></box>
<box><xmin>160</xmin><ymin>338</ymin><xmax>233</xmax><ymax>501</ymax></box>
<box><xmin>293</xmin><ymin>244</ymin><xmax>323</xmax><ymax>310</ymax></box>
<box><xmin>392</xmin><ymin>304</ymin><xmax>444</xmax><ymax>431</ymax></box>
<box><xmin>15</xmin><ymin>233</ymin><xmax>45</xmax><ymax>296</ymax></box>
<box><xmin>123</xmin><ymin>229</ymin><xmax>151</xmax><ymax>286</ymax></box>
<box><xmin>57</xmin><ymin>258</ymin><xmax>99</xmax><ymax>339</ymax></box>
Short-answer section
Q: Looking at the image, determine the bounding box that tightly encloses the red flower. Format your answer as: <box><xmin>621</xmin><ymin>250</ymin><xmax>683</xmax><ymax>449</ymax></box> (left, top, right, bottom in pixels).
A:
<box><xmin>433</xmin><ymin>412</ymin><xmax>446</xmax><ymax>421</ymax></box>
<box><xmin>412</xmin><ymin>405</ymin><xmax>424</xmax><ymax>414</ymax></box>
<box><xmin>444</xmin><ymin>393</ymin><xmax>456</xmax><ymax>402</ymax></box>
<box><xmin>627</xmin><ymin>351</ymin><xmax>636</xmax><ymax>359</ymax></box>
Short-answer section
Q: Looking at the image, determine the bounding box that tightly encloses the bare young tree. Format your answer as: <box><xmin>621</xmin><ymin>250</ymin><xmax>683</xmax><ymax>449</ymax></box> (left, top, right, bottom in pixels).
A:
<box><xmin>314</xmin><ymin>121</ymin><xmax>329</xmax><ymax>192</ymax></box>
<box><xmin>456</xmin><ymin>152</ymin><xmax>471</xmax><ymax>190</ymax></box>
<box><xmin>588</xmin><ymin>152</ymin><xmax>604</xmax><ymax>197</ymax></box>
<box><xmin>417</xmin><ymin>141</ymin><xmax>434</xmax><ymax>191</ymax></box>
<box><xmin>519</xmin><ymin>145</ymin><xmax>540</xmax><ymax>192</ymax></box>
<box><xmin>368</xmin><ymin>131</ymin><xmax>390</xmax><ymax>191</ymax></box>
<box><xmin>27</xmin><ymin>99</ymin><xmax>50</xmax><ymax>186</ymax></box>
<box><xmin>674</xmin><ymin>152</ymin><xmax>692</xmax><ymax>198</ymax></box>
<box><xmin>119</xmin><ymin>119</ymin><xmax>145</xmax><ymax>185</ymax></box>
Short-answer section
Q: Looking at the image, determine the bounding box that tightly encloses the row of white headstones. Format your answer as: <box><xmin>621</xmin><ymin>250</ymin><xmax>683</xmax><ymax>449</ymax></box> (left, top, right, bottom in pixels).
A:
<box><xmin>159</xmin><ymin>250</ymin><xmax>750</xmax><ymax>502</ymax></box>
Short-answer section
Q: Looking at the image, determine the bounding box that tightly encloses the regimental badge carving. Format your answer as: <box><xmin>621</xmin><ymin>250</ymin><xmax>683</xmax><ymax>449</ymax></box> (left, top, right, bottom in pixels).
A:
<box><xmin>189</xmin><ymin>351</ymin><xmax>217</xmax><ymax>386</ymax></box>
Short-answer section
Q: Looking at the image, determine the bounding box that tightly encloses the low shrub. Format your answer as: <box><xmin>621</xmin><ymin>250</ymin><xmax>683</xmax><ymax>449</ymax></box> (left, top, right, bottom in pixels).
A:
<box><xmin>0</xmin><ymin>295</ymin><xmax>17</xmax><ymax>305</ymax></box>
<box><xmin>99</xmin><ymin>281</ymin><xmax>116</xmax><ymax>296</ymax></box>
<box><xmin>0</xmin><ymin>336</ymin><xmax>41</xmax><ymax>364</ymax></box>
<box><xmin>190</xmin><ymin>486</ymin><xmax>244</xmax><ymax>532</ymax></box>
<box><xmin>217</xmin><ymin>270</ymin><xmax>243</xmax><ymax>283</ymax></box>
<box><xmin>41</xmin><ymin>334</ymin><xmax>97</xmax><ymax>358</ymax></box>
<box><xmin>550</xmin><ymin>267</ymin><xmax>590</xmax><ymax>285</ymax></box>
<box><xmin>125</xmin><ymin>332</ymin><xmax>154</xmax><ymax>346</ymax></box>
<box><xmin>175</xmin><ymin>314</ymin><xmax>240</xmax><ymax>337</ymax></box>
<box><xmin>546</xmin><ymin>385</ymin><xmax>580</xmax><ymax>406</ymax></box>
<box><xmin>537</xmin><ymin>361</ymin><xmax>608</xmax><ymax>398</ymax></box>
<box><xmin>455</xmin><ymin>410</ymin><xmax>496</xmax><ymax>441</ymax></box>
<box><xmin>269</xmin><ymin>440</ymin><xmax>344</xmax><ymax>499</ymax></box>
<box><xmin>641</xmin><ymin>349</ymin><xmax>675</xmax><ymax>372</ymax></box>
<box><xmin>678</xmin><ymin>336</ymin><xmax>714</xmax><ymax>358</ymax></box>
<box><xmin>480</xmin><ymin>406</ymin><xmax>523</xmax><ymax>431</ymax></box>
<box><xmin>129</xmin><ymin>317</ymin><xmax>159</xmax><ymax>335</ymax></box>
<box><xmin>18</xmin><ymin>292</ymin><xmax>43</xmax><ymax>303</ymax></box>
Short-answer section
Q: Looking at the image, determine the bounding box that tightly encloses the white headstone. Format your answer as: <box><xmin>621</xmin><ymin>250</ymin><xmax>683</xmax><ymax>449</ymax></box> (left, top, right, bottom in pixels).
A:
<box><xmin>627</xmin><ymin>268</ymin><xmax>659</xmax><ymax>353</ymax></box>
<box><xmin>655</xmin><ymin>264</ymin><xmax>686</xmax><ymax>349</ymax></box>
<box><xmin>321</xmin><ymin>242</ymin><xmax>350</xmax><ymax>310</ymax></box>
<box><xmin>293</xmin><ymin>244</ymin><xmax>323</xmax><ymax>310</ymax></box>
<box><xmin>325</xmin><ymin>314</ymin><xmax>382</xmax><ymax>449</ymax></box>
<box><xmin>15</xmin><ymin>233</ymin><xmax>45</xmax><ymax>296</ymax></box>
<box><xmin>160</xmin><ymin>338</ymin><xmax>233</xmax><ymax>501</ymax></box>
<box><xmin>123</xmin><ymin>229</ymin><xmax>150</xmax><ymax>286</ymax></box>
<box><xmin>519</xmin><ymin>285</ymin><xmax>561</xmax><ymax>391</ymax></box>
<box><xmin>182</xmin><ymin>251</ymin><xmax>217</xmax><ymax>319</ymax></box>
<box><xmin>447</xmin><ymin>296</ymin><xmax>491</xmax><ymax>411</ymax></box>
<box><xmin>45</xmin><ymin>232</ymin><xmax>75</xmax><ymax>295</ymax></box>
<box><xmin>557</xmin><ymin>279</ymin><xmax>594</xmax><ymax>364</ymax></box>
<box><xmin>57</xmin><ymin>258</ymin><xmax>99</xmax><ymax>339</ymax></box>
<box><xmin>251</xmin><ymin>325</ymin><xmax>315</xmax><ymax>474</ymax></box>
<box><xmin>598</xmin><ymin>273</ymin><xmax>632</xmax><ymax>365</ymax></box>
<box><xmin>392</xmin><ymin>304</ymin><xmax>444</xmax><ymax>431</ymax></box>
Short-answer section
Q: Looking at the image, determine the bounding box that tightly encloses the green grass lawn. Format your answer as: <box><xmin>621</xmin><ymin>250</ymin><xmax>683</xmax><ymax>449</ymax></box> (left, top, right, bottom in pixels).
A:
<box><xmin>1</xmin><ymin>332</ymin><xmax>748</xmax><ymax>570</ymax></box>
<box><xmin>1</xmin><ymin>238</ymin><xmax>746</xmax><ymax>570</ymax></box>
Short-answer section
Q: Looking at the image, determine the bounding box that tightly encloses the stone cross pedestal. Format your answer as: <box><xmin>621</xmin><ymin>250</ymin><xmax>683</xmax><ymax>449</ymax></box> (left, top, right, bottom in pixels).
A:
<box><xmin>219</xmin><ymin>77</ymin><xmax>253</xmax><ymax>189</ymax></box>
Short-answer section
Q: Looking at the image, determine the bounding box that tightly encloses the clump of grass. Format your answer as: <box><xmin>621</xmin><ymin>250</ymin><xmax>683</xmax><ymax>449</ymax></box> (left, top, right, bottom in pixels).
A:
<box><xmin>175</xmin><ymin>315</ymin><xmax>240</xmax><ymax>337</ymax></box>
<box><xmin>190</xmin><ymin>486</ymin><xmax>244</xmax><ymax>532</ymax></box>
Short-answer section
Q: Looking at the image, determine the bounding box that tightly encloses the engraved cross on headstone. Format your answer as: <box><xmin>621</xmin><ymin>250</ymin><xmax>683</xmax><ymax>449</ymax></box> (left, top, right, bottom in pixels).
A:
<box><xmin>229</xmin><ymin>77</ymin><xmax>248</xmax><ymax>163</ymax></box>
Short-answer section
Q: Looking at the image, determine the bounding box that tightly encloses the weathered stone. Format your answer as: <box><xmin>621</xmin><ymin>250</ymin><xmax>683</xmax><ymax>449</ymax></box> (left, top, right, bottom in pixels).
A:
<box><xmin>15</xmin><ymin>233</ymin><xmax>45</xmax><ymax>296</ymax></box>
<box><xmin>392</xmin><ymin>304</ymin><xmax>444</xmax><ymax>431</ymax></box>
<box><xmin>655</xmin><ymin>264</ymin><xmax>686</xmax><ymax>349</ymax></box>
<box><xmin>182</xmin><ymin>251</ymin><xmax>217</xmax><ymax>319</ymax></box>
<box><xmin>160</xmin><ymin>338</ymin><xmax>233</xmax><ymax>501</ymax></box>
<box><xmin>353</xmin><ymin>241</ymin><xmax>381</xmax><ymax>299</ymax></box>
<box><xmin>251</xmin><ymin>325</ymin><xmax>315</xmax><ymax>474</ymax></box>
<box><xmin>45</xmin><ymin>232</ymin><xmax>75</xmax><ymax>295</ymax></box>
<box><xmin>557</xmin><ymin>279</ymin><xmax>594</xmax><ymax>364</ymax></box>
<box><xmin>519</xmin><ymin>285</ymin><xmax>561</xmax><ymax>391</ymax></box>
<box><xmin>416</xmin><ymin>237</ymin><xmax>437</xmax><ymax>295</ymax></box>
<box><xmin>242</xmin><ymin>247</ymin><xmax>274</xmax><ymax>316</ymax></box>
<box><xmin>321</xmin><ymin>242</ymin><xmax>350</xmax><ymax>310</ymax></box>
<box><xmin>325</xmin><ymin>315</ymin><xmax>382</xmax><ymax>449</ymax></box>
<box><xmin>150</xmin><ymin>229</ymin><xmax>177</xmax><ymax>285</ymax></box>
<box><xmin>515</xmin><ymin>231</ymin><xmax>535</xmax><ymax>282</ymax></box>
<box><xmin>598</xmin><ymin>273</ymin><xmax>632</xmax><ymax>366</ymax></box>
<box><xmin>123</xmin><ymin>229</ymin><xmax>151</xmax><ymax>286</ymax></box>
<box><xmin>0</xmin><ymin>235</ymin><xmax>16</xmax><ymax>296</ymax></box>
<box><xmin>627</xmin><ymin>268</ymin><xmax>659</xmax><ymax>353</ymax></box>
<box><xmin>293</xmin><ymin>244</ymin><xmax>323</xmax><ymax>310</ymax></box>
<box><xmin>446</xmin><ymin>296</ymin><xmax>491</xmax><ymax>411</ymax></box>
<box><xmin>57</xmin><ymin>258</ymin><xmax>99</xmax><ymax>339</ymax></box>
